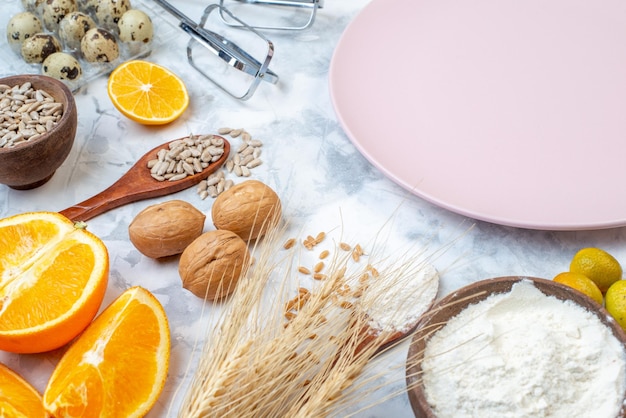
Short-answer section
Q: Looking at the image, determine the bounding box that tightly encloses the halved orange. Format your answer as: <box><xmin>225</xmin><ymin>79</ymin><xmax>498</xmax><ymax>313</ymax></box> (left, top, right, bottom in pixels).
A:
<box><xmin>0</xmin><ymin>362</ymin><xmax>48</xmax><ymax>417</ymax></box>
<box><xmin>43</xmin><ymin>286</ymin><xmax>171</xmax><ymax>417</ymax></box>
<box><xmin>107</xmin><ymin>60</ymin><xmax>190</xmax><ymax>125</ymax></box>
<box><xmin>0</xmin><ymin>212</ymin><xmax>109</xmax><ymax>353</ymax></box>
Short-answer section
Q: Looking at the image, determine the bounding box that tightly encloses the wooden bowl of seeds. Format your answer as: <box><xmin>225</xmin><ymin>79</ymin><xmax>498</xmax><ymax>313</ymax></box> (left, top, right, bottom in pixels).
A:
<box><xmin>406</xmin><ymin>276</ymin><xmax>626</xmax><ymax>418</ymax></box>
<box><xmin>0</xmin><ymin>74</ymin><xmax>77</xmax><ymax>189</ymax></box>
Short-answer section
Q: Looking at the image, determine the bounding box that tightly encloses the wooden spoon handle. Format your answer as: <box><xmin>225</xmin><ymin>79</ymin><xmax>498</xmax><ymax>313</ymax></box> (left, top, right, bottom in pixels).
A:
<box><xmin>59</xmin><ymin>179</ymin><xmax>150</xmax><ymax>222</ymax></box>
<box><xmin>59</xmin><ymin>136</ymin><xmax>230</xmax><ymax>222</ymax></box>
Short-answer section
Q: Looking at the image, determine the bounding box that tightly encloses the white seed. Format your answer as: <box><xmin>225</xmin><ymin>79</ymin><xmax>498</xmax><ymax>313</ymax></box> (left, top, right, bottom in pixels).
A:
<box><xmin>246</xmin><ymin>158</ymin><xmax>262</xmax><ymax>168</ymax></box>
<box><xmin>169</xmin><ymin>173</ymin><xmax>187</xmax><ymax>181</ymax></box>
<box><xmin>239</xmin><ymin>154</ymin><xmax>254</xmax><ymax>166</ymax></box>
<box><xmin>182</xmin><ymin>161</ymin><xmax>195</xmax><ymax>176</ymax></box>
<box><xmin>206</xmin><ymin>175</ymin><xmax>221</xmax><ymax>186</ymax></box>
<box><xmin>240</xmin><ymin>145</ymin><xmax>254</xmax><ymax>157</ymax></box>
<box><xmin>196</xmin><ymin>180</ymin><xmax>208</xmax><ymax>192</ymax></box>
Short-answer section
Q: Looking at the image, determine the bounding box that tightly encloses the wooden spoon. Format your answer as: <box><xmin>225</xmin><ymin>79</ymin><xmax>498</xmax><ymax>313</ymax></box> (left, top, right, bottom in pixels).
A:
<box><xmin>60</xmin><ymin>135</ymin><xmax>230</xmax><ymax>222</ymax></box>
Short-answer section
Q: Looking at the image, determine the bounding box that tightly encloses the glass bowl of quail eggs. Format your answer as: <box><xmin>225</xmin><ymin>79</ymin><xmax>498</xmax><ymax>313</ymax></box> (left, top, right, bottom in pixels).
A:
<box><xmin>3</xmin><ymin>0</ymin><xmax>174</xmax><ymax>91</ymax></box>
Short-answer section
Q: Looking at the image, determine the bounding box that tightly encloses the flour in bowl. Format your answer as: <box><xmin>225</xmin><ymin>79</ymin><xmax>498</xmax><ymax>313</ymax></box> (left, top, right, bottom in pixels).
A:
<box><xmin>421</xmin><ymin>280</ymin><xmax>626</xmax><ymax>418</ymax></box>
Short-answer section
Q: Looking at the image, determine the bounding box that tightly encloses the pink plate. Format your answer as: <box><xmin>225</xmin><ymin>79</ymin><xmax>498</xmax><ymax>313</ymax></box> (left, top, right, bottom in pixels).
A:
<box><xmin>329</xmin><ymin>0</ymin><xmax>626</xmax><ymax>230</ymax></box>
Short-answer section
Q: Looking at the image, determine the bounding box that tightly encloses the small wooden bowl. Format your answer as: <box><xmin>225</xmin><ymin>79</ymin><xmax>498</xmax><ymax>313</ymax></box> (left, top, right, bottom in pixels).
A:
<box><xmin>0</xmin><ymin>74</ymin><xmax>77</xmax><ymax>190</ymax></box>
<box><xmin>406</xmin><ymin>276</ymin><xmax>626</xmax><ymax>418</ymax></box>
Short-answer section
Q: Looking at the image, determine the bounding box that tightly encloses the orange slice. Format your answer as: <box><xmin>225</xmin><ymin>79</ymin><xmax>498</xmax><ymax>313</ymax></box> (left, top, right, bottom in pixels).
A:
<box><xmin>43</xmin><ymin>286</ymin><xmax>171</xmax><ymax>417</ymax></box>
<box><xmin>0</xmin><ymin>212</ymin><xmax>109</xmax><ymax>353</ymax></box>
<box><xmin>107</xmin><ymin>60</ymin><xmax>190</xmax><ymax>125</ymax></box>
<box><xmin>0</xmin><ymin>362</ymin><xmax>48</xmax><ymax>417</ymax></box>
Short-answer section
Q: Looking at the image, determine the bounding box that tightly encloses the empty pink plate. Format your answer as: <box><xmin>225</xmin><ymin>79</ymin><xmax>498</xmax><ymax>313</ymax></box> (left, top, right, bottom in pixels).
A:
<box><xmin>330</xmin><ymin>0</ymin><xmax>626</xmax><ymax>230</ymax></box>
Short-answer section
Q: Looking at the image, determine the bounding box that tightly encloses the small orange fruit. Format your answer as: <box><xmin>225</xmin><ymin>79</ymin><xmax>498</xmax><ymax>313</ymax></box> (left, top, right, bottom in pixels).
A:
<box><xmin>570</xmin><ymin>247</ymin><xmax>622</xmax><ymax>293</ymax></box>
<box><xmin>553</xmin><ymin>271</ymin><xmax>603</xmax><ymax>305</ymax></box>
<box><xmin>606</xmin><ymin>280</ymin><xmax>626</xmax><ymax>330</ymax></box>
<box><xmin>43</xmin><ymin>286</ymin><xmax>170</xmax><ymax>418</ymax></box>
<box><xmin>107</xmin><ymin>60</ymin><xmax>189</xmax><ymax>125</ymax></box>
<box><xmin>0</xmin><ymin>211</ymin><xmax>109</xmax><ymax>353</ymax></box>
<box><xmin>0</xmin><ymin>362</ymin><xmax>48</xmax><ymax>417</ymax></box>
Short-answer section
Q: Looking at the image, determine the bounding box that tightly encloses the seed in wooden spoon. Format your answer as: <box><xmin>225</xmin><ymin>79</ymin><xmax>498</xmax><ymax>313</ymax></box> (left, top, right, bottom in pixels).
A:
<box><xmin>147</xmin><ymin>134</ymin><xmax>225</xmax><ymax>181</ymax></box>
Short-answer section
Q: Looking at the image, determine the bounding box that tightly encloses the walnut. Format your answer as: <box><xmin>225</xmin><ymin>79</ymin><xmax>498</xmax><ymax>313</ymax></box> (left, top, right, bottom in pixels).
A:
<box><xmin>211</xmin><ymin>180</ymin><xmax>281</xmax><ymax>241</ymax></box>
<box><xmin>178</xmin><ymin>229</ymin><xmax>250</xmax><ymax>300</ymax></box>
<box><xmin>128</xmin><ymin>200</ymin><xmax>205</xmax><ymax>258</ymax></box>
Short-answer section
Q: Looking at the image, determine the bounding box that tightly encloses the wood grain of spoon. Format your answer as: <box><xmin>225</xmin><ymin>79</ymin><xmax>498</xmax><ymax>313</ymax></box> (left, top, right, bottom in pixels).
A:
<box><xmin>59</xmin><ymin>135</ymin><xmax>230</xmax><ymax>222</ymax></box>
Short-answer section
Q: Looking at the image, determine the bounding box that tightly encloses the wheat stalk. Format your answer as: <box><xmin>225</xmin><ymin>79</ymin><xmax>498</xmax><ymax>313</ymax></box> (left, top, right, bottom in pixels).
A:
<box><xmin>176</xmin><ymin>214</ymin><xmax>469</xmax><ymax>417</ymax></box>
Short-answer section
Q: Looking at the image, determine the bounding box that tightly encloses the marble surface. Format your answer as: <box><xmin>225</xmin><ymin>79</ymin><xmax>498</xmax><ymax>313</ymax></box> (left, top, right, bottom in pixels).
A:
<box><xmin>2</xmin><ymin>0</ymin><xmax>626</xmax><ymax>417</ymax></box>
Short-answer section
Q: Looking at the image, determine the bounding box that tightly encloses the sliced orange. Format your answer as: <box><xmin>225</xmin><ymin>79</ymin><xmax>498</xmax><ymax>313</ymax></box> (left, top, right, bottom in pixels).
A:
<box><xmin>0</xmin><ymin>362</ymin><xmax>48</xmax><ymax>417</ymax></box>
<box><xmin>43</xmin><ymin>286</ymin><xmax>171</xmax><ymax>417</ymax></box>
<box><xmin>0</xmin><ymin>212</ymin><xmax>109</xmax><ymax>353</ymax></box>
<box><xmin>107</xmin><ymin>60</ymin><xmax>190</xmax><ymax>125</ymax></box>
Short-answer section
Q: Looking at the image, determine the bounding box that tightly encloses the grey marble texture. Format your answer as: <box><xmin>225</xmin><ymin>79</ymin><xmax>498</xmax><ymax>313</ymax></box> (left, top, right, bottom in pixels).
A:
<box><xmin>2</xmin><ymin>0</ymin><xmax>626</xmax><ymax>417</ymax></box>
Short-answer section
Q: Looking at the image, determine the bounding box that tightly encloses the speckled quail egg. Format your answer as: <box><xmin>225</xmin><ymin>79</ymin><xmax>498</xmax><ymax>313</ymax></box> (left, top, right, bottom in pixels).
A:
<box><xmin>80</xmin><ymin>27</ymin><xmax>119</xmax><ymax>62</ymax></box>
<box><xmin>118</xmin><ymin>9</ymin><xmax>153</xmax><ymax>44</ymax></box>
<box><xmin>94</xmin><ymin>0</ymin><xmax>131</xmax><ymax>30</ymax></box>
<box><xmin>21</xmin><ymin>33</ymin><xmax>62</xmax><ymax>64</ymax></box>
<box><xmin>58</xmin><ymin>11</ymin><xmax>95</xmax><ymax>50</ymax></box>
<box><xmin>6</xmin><ymin>12</ymin><xmax>43</xmax><ymax>52</ymax></box>
<box><xmin>42</xmin><ymin>0</ymin><xmax>78</xmax><ymax>32</ymax></box>
<box><xmin>42</xmin><ymin>52</ymin><xmax>82</xmax><ymax>81</ymax></box>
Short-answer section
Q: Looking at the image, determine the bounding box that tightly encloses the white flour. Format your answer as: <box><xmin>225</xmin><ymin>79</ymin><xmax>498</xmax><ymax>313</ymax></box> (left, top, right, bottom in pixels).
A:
<box><xmin>421</xmin><ymin>280</ymin><xmax>626</xmax><ymax>418</ymax></box>
<box><xmin>362</xmin><ymin>263</ymin><xmax>439</xmax><ymax>333</ymax></box>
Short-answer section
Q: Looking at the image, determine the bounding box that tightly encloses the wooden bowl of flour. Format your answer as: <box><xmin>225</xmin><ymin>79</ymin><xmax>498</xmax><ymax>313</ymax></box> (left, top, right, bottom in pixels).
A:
<box><xmin>406</xmin><ymin>276</ymin><xmax>626</xmax><ymax>418</ymax></box>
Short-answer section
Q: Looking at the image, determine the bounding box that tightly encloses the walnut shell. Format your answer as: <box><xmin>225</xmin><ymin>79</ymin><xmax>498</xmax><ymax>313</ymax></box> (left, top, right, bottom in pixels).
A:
<box><xmin>178</xmin><ymin>229</ymin><xmax>250</xmax><ymax>300</ymax></box>
<box><xmin>211</xmin><ymin>180</ymin><xmax>281</xmax><ymax>241</ymax></box>
<box><xmin>129</xmin><ymin>200</ymin><xmax>206</xmax><ymax>258</ymax></box>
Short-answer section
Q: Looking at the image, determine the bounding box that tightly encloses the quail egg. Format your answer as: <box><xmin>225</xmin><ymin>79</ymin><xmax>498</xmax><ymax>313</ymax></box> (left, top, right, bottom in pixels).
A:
<box><xmin>6</xmin><ymin>12</ymin><xmax>43</xmax><ymax>52</ymax></box>
<box><xmin>42</xmin><ymin>0</ymin><xmax>78</xmax><ymax>32</ymax></box>
<box><xmin>80</xmin><ymin>27</ymin><xmax>119</xmax><ymax>62</ymax></box>
<box><xmin>94</xmin><ymin>0</ymin><xmax>131</xmax><ymax>30</ymax></box>
<box><xmin>42</xmin><ymin>52</ymin><xmax>82</xmax><ymax>81</ymax></box>
<box><xmin>118</xmin><ymin>9</ymin><xmax>153</xmax><ymax>44</ymax></box>
<box><xmin>21</xmin><ymin>33</ymin><xmax>62</xmax><ymax>64</ymax></box>
<box><xmin>58</xmin><ymin>11</ymin><xmax>95</xmax><ymax>50</ymax></box>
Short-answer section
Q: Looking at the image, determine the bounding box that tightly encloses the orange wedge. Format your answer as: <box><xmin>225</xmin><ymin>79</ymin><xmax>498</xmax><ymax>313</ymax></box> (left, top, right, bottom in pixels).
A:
<box><xmin>43</xmin><ymin>286</ymin><xmax>170</xmax><ymax>417</ymax></box>
<box><xmin>107</xmin><ymin>60</ymin><xmax>190</xmax><ymax>125</ymax></box>
<box><xmin>0</xmin><ymin>212</ymin><xmax>109</xmax><ymax>353</ymax></box>
<box><xmin>0</xmin><ymin>362</ymin><xmax>48</xmax><ymax>417</ymax></box>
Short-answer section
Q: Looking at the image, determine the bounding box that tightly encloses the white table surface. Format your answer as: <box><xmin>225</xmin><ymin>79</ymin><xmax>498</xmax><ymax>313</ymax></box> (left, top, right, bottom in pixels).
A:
<box><xmin>2</xmin><ymin>1</ymin><xmax>626</xmax><ymax>417</ymax></box>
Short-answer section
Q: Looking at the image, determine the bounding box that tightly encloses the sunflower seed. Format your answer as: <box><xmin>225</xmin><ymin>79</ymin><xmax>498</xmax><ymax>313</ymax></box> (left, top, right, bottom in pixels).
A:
<box><xmin>147</xmin><ymin>134</ymin><xmax>226</xmax><ymax>182</ymax></box>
